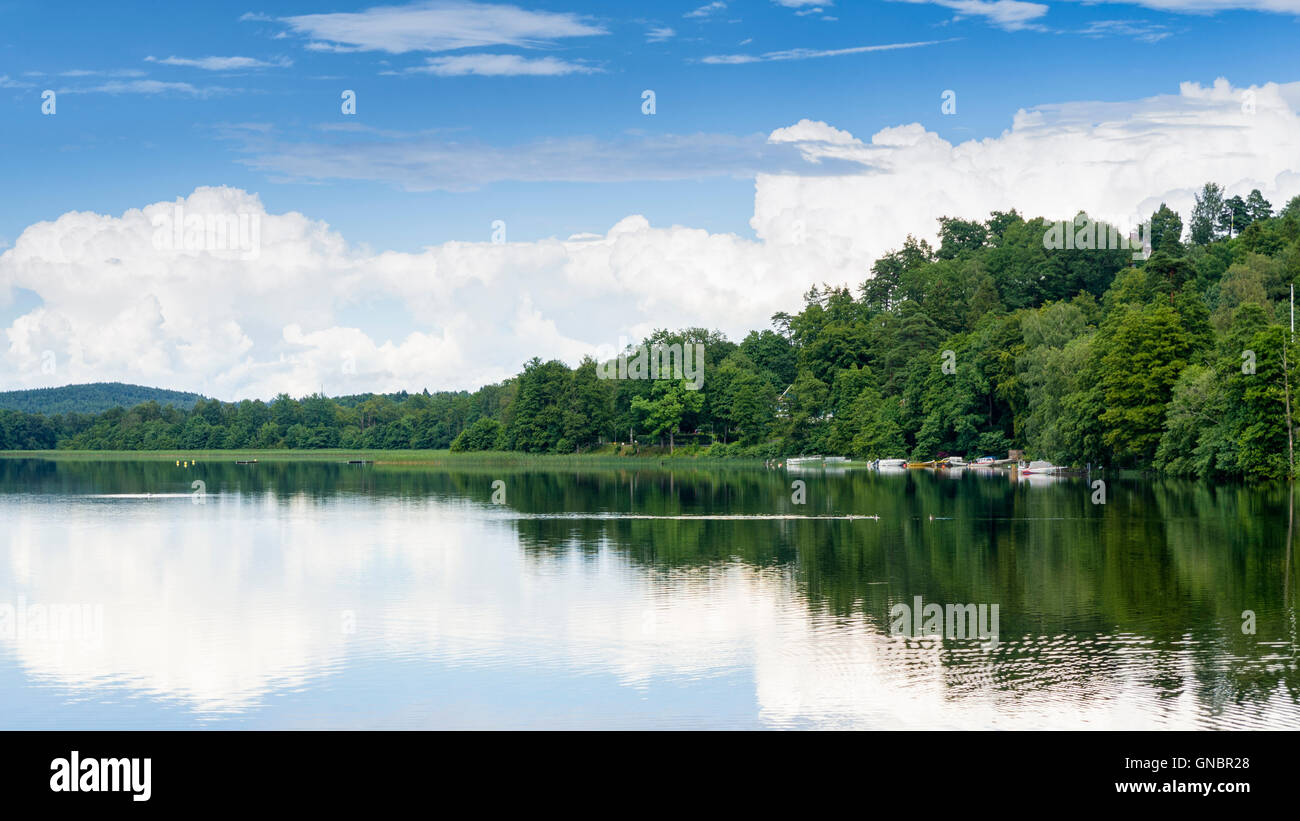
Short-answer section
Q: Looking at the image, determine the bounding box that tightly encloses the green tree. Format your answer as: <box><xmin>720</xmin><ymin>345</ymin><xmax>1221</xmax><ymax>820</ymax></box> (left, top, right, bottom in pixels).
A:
<box><xmin>1149</xmin><ymin>203</ymin><xmax>1183</xmax><ymax>255</ymax></box>
<box><xmin>502</xmin><ymin>358</ymin><xmax>570</xmax><ymax>452</ymax></box>
<box><xmin>1245</xmin><ymin>189</ymin><xmax>1273</xmax><ymax>224</ymax></box>
<box><xmin>631</xmin><ymin>379</ymin><xmax>705</xmax><ymax>451</ymax></box>
<box><xmin>1095</xmin><ymin>304</ymin><xmax>1196</xmax><ymax>465</ymax></box>
<box><xmin>1190</xmin><ymin>182</ymin><xmax>1225</xmax><ymax>245</ymax></box>
<box><xmin>450</xmin><ymin>417</ymin><xmax>503</xmax><ymax>452</ymax></box>
<box><xmin>1220</xmin><ymin>194</ymin><xmax>1249</xmax><ymax>238</ymax></box>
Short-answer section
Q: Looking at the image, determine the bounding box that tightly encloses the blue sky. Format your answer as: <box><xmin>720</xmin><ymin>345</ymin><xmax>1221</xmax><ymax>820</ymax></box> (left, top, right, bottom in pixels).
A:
<box><xmin>1</xmin><ymin>1</ymin><xmax>1299</xmax><ymax>399</ymax></box>
<box><xmin>3</xmin><ymin>0</ymin><xmax>1296</xmax><ymax>249</ymax></box>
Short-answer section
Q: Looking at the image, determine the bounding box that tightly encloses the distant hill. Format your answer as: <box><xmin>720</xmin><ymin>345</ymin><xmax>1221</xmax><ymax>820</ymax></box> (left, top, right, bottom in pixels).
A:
<box><xmin>0</xmin><ymin>383</ymin><xmax>206</xmax><ymax>415</ymax></box>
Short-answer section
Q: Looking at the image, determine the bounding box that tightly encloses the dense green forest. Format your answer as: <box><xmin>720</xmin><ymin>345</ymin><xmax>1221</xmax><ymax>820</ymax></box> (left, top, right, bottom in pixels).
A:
<box><xmin>4</xmin><ymin>183</ymin><xmax>1300</xmax><ymax>479</ymax></box>
<box><xmin>0</xmin><ymin>382</ymin><xmax>204</xmax><ymax>415</ymax></box>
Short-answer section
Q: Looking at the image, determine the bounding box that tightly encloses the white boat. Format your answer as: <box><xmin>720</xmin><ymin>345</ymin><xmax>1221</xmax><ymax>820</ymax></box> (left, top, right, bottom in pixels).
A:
<box><xmin>785</xmin><ymin>455</ymin><xmax>823</xmax><ymax>466</ymax></box>
<box><xmin>875</xmin><ymin>458</ymin><xmax>906</xmax><ymax>470</ymax></box>
<box><xmin>1018</xmin><ymin>460</ymin><xmax>1065</xmax><ymax>475</ymax></box>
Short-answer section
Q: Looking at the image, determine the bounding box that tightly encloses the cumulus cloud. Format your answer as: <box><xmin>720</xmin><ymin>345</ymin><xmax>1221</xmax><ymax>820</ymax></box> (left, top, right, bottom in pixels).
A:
<box><xmin>754</xmin><ymin>79</ymin><xmax>1300</xmax><ymax>258</ymax></box>
<box><xmin>0</xmin><ymin>188</ymin><xmax>819</xmax><ymax>399</ymax></box>
<box><xmin>3</xmin><ymin>79</ymin><xmax>1299</xmax><ymax>400</ymax></box>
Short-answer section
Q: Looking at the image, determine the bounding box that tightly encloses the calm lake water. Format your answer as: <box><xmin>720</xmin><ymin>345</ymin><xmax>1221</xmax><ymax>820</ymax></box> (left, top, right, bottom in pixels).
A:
<box><xmin>1</xmin><ymin>457</ymin><xmax>1297</xmax><ymax>730</ymax></box>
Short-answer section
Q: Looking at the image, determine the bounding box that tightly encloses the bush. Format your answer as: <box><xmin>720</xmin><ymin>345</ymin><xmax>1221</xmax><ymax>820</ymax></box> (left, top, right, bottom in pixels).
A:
<box><xmin>451</xmin><ymin>417</ymin><xmax>503</xmax><ymax>452</ymax></box>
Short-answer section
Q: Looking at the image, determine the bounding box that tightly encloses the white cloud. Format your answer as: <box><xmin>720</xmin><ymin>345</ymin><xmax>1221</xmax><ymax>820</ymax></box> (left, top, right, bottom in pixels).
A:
<box><xmin>54</xmin><ymin>69</ymin><xmax>147</xmax><ymax>78</ymax></box>
<box><xmin>892</xmin><ymin>0</ymin><xmax>1049</xmax><ymax>30</ymax></box>
<box><xmin>685</xmin><ymin>2</ymin><xmax>727</xmax><ymax>18</ymax></box>
<box><xmin>898</xmin><ymin>0</ymin><xmax>1300</xmax><ymax>34</ymax></box>
<box><xmin>280</xmin><ymin>0</ymin><xmax>607</xmax><ymax>54</ymax></box>
<box><xmin>402</xmin><ymin>53</ymin><xmax>598</xmax><ymax>76</ymax></box>
<box><xmin>767</xmin><ymin>120</ymin><xmax>859</xmax><ymax>145</ymax></box>
<box><xmin>646</xmin><ymin>26</ymin><xmax>676</xmax><ymax>42</ymax></box>
<box><xmin>0</xmin><ymin>189</ymin><xmax>818</xmax><ymax>399</ymax></box>
<box><xmin>237</xmin><ymin>130</ymin><xmax>842</xmax><ymax>191</ymax></box>
<box><xmin>3</xmin><ymin>79</ymin><xmax>1299</xmax><ymax>400</ymax></box>
<box><xmin>700</xmin><ymin>38</ymin><xmax>956</xmax><ymax>64</ymax></box>
<box><xmin>58</xmin><ymin>80</ymin><xmax>234</xmax><ymax>97</ymax></box>
<box><xmin>754</xmin><ymin>78</ymin><xmax>1300</xmax><ymax>261</ymax></box>
<box><xmin>1061</xmin><ymin>0</ymin><xmax>1300</xmax><ymax>11</ymax></box>
<box><xmin>1080</xmin><ymin>19</ymin><xmax>1172</xmax><ymax>42</ymax></box>
<box><xmin>145</xmin><ymin>55</ymin><xmax>292</xmax><ymax>70</ymax></box>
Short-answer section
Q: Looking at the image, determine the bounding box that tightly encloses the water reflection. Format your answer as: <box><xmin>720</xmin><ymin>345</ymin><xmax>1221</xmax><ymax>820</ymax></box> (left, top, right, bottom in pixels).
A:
<box><xmin>0</xmin><ymin>458</ymin><xmax>1296</xmax><ymax>729</ymax></box>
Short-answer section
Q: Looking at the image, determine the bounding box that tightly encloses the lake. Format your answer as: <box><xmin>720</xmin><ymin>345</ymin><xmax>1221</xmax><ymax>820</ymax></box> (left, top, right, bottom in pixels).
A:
<box><xmin>0</xmin><ymin>457</ymin><xmax>1297</xmax><ymax>729</ymax></box>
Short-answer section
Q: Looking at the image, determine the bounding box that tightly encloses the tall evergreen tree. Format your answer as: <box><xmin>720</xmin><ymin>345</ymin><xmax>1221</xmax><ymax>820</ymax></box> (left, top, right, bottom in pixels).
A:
<box><xmin>1190</xmin><ymin>182</ymin><xmax>1225</xmax><ymax>245</ymax></box>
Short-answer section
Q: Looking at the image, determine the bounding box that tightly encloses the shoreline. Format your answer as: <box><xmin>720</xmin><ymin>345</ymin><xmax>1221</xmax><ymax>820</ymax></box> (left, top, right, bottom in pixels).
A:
<box><xmin>0</xmin><ymin>449</ymin><xmax>766</xmax><ymax>467</ymax></box>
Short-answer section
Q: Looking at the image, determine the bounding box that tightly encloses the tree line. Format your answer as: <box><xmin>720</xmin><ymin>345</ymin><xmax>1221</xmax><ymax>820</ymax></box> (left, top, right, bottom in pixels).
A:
<box><xmin>3</xmin><ymin>183</ymin><xmax>1300</xmax><ymax>479</ymax></box>
<box><xmin>0</xmin><ymin>382</ymin><xmax>202</xmax><ymax>415</ymax></box>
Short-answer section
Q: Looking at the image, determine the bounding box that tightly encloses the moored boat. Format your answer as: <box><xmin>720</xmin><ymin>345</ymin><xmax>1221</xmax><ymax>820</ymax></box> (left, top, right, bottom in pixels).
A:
<box><xmin>785</xmin><ymin>455</ymin><xmax>823</xmax><ymax>466</ymax></box>
<box><xmin>1018</xmin><ymin>460</ymin><xmax>1064</xmax><ymax>475</ymax></box>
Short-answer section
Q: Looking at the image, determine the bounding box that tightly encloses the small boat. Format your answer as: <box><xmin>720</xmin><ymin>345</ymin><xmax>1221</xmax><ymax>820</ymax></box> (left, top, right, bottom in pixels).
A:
<box><xmin>905</xmin><ymin>460</ymin><xmax>935</xmax><ymax>469</ymax></box>
<box><xmin>1018</xmin><ymin>460</ymin><xmax>1065</xmax><ymax>475</ymax></box>
<box><xmin>875</xmin><ymin>458</ymin><xmax>906</xmax><ymax>469</ymax></box>
<box><xmin>785</xmin><ymin>455</ymin><xmax>823</xmax><ymax>466</ymax></box>
<box><xmin>936</xmin><ymin>456</ymin><xmax>967</xmax><ymax>469</ymax></box>
<box><xmin>235</xmin><ymin>459</ymin><xmax>258</xmax><ymax>465</ymax></box>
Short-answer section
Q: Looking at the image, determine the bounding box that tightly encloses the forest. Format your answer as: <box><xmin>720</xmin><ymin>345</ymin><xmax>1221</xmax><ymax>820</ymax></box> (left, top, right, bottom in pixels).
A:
<box><xmin>3</xmin><ymin>182</ymin><xmax>1300</xmax><ymax>480</ymax></box>
<box><xmin>0</xmin><ymin>382</ymin><xmax>203</xmax><ymax>415</ymax></box>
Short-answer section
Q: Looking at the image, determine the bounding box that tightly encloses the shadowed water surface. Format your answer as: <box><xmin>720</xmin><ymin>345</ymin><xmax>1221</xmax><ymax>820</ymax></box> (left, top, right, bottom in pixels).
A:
<box><xmin>0</xmin><ymin>458</ymin><xmax>1297</xmax><ymax>729</ymax></box>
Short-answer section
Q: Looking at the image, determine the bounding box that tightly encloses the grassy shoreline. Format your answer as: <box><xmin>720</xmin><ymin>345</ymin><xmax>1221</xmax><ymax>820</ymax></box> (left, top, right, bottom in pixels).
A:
<box><xmin>0</xmin><ymin>448</ymin><xmax>767</xmax><ymax>467</ymax></box>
